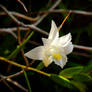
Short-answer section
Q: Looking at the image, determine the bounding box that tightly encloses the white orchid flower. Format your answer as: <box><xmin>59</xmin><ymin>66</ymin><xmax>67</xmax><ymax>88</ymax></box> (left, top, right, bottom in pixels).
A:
<box><xmin>24</xmin><ymin>20</ymin><xmax>73</xmax><ymax>68</ymax></box>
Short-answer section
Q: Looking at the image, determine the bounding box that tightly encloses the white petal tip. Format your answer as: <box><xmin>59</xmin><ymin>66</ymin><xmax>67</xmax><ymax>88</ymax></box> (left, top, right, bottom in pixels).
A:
<box><xmin>52</xmin><ymin>20</ymin><xmax>55</xmax><ymax>23</ymax></box>
<box><xmin>24</xmin><ymin>51</ymin><xmax>32</xmax><ymax>59</ymax></box>
<box><xmin>44</xmin><ymin>64</ymin><xmax>49</xmax><ymax>67</ymax></box>
<box><xmin>67</xmin><ymin>33</ymin><xmax>71</xmax><ymax>38</ymax></box>
<box><xmin>51</xmin><ymin>20</ymin><xmax>56</xmax><ymax>26</ymax></box>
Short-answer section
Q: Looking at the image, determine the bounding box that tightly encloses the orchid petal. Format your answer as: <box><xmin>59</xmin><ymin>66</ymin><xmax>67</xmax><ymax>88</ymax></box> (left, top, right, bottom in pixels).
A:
<box><xmin>43</xmin><ymin>56</ymin><xmax>53</xmax><ymax>67</ymax></box>
<box><xmin>59</xmin><ymin>33</ymin><xmax>71</xmax><ymax>47</ymax></box>
<box><xmin>54</xmin><ymin>54</ymin><xmax>67</xmax><ymax>68</ymax></box>
<box><xmin>42</xmin><ymin>38</ymin><xmax>47</xmax><ymax>45</ymax></box>
<box><xmin>48</xmin><ymin>20</ymin><xmax>59</xmax><ymax>40</ymax></box>
<box><xmin>42</xmin><ymin>38</ymin><xmax>51</xmax><ymax>45</ymax></box>
<box><xmin>64</xmin><ymin>42</ymin><xmax>74</xmax><ymax>55</ymax></box>
<box><xmin>24</xmin><ymin>46</ymin><xmax>44</xmax><ymax>60</ymax></box>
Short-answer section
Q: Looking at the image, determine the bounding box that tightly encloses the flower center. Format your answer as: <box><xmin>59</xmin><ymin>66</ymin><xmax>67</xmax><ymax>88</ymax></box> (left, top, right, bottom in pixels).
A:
<box><xmin>52</xmin><ymin>53</ymin><xmax>62</xmax><ymax>61</ymax></box>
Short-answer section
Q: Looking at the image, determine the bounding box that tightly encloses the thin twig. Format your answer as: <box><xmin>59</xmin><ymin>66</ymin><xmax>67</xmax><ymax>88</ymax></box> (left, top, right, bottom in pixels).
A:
<box><xmin>58</xmin><ymin>11</ymin><xmax>71</xmax><ymax>31</ymax></box>
<box><xmin>0</xmin><ymin>70</ymin><xmax>24</xmax><ymax>82</ymax></box>
<box><xmin>17</xmin><ymin>0</ymin><xmax>28</xmax><ymax>12</ymax></box>
<box><xmin>7</xmin><ymin>78</ymin><xmax>28</xmax><ymax>92</ymax></box>
<box><xmin>17</xmin><ymin>27</ymin><xmax>21</xmax><ymax>44</ymax></box>
<box><xmin>0</xmin><ymin>27</ymin><xmax>29</xmax><ymax>32</ymax></box>
<box><xmin>0</xmin><ymin>74</ymin><xmax>28</xmax><ymax>92</ymax></box>
<box><xmin>28</xmin><ymin>60</ymin><xmax>35</xmax><ymax>66</ymax></box>
<box><xmin>3</xmin><ymin>81</ymin><xmax>15</xmax><ymax>92</ymax></box>
<box><xmin>74</xmin><ymin>45</ymin><xmax>92</xmax><ymax>51</ymax></box>
<box><xmin>0</xmin><ymin>75</ymin><xmax>15</xmax><ymax>92</ymax></box>
<box><xmin>0</xmin><ymin>27</ymin><xmax>29</xmax><ymax>40</ymax></box>
<box><xmin>0</xmin><ymin>70</ymin><xmax>25</xmax><ymax>83</ymax></box>
<box><xmin>40</xmin><ymin>9</ymin><xmax>92</xmax><ymax>16</ymax></box>
<box><xmin>17</xmin><ymin>27</ymin><xmax>29</xmax><ymax>66</ymax></box>
<box><xmin>8</xmin><ymin>70</ymin><xmax>24</xmax><ymax>79</ymax></box>
<box><xmin>0</xmin><ymin>11</ymin><xmax>39</xmax><ymax>22</ymax></box>
<box><xmin>0</xmin><ymin>28</ymin><xmax>17</xmax><ymax>39</ymax></box>
<box><xmin>21</xmin><ymin>50</ymin><xmax>29</xmax><ymax>66</ymax></box>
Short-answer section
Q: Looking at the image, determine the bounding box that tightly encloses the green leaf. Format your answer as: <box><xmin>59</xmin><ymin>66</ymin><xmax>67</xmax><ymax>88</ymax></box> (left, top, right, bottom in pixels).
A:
<box><xmin>71</xmin><ymin>81</ymin><xmax>87</xmax><ymax>92</ymax></box>
<box><xmin>83</xmin><ymin>65</ymin><xmax>92</xmax><ymax>74</ymax></box>
<box><xmin>59</xmin><ymin>66</ymin><xmax>83</xmax><ymax>78</ymax></box>
<box><xmin>82</xmin><ymin>60</ymin><xmax>92</xmax><ymax>74</ymax></box>
<box><xmin>24</xmin><ymin>70</ymin><xmax>32</xmax><ymax>92</ymax></box>
<box><xmin>50</xmin><ymin>74</ymin><xmax>78</xmax><ymax>90</ymax></box>
<box><xmin>72</xmin><ymin>73</ymin><xmax>92</xmax><ymax>84</ymax></box>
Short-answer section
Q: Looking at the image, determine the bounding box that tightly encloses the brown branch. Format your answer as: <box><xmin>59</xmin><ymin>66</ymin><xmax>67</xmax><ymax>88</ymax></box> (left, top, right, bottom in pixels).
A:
<box><xmin>0</xmin><ymin>75</ymin><xmax>15</xmax><ymax>92</ymax></box>
<box><xmin>0</xmin><ymin>74</ymin><xmax>28</xmax><ymax>92</ymax></box>
<box><xmin>7</xmin><ymin>78</ymin><xmax>28</xmax><ymax>92</ymax></box>
<box><xmin>17</xmin><ymin>27</ymin><xmax>21</xmax><ymax>44</ymax></box>
<box><xmin>21</xmin><ymin>50</ymin><xmax>29</xmax><ymax>66</ymax></box>
<box><xmin>0</xmin><ymin>27</ymin><xmax>29</xmax><ymax>32</ymax></box>
<box><xmin>0</xmin><ymin>11</ymin><xmax>39</xmax><ymax>22</ymax></box>
<box><xmin>0</xmin><ymin>27</ymin><xmax>29</xmax><ymax>39</ymax></box>
<box><xmin>17</xmin><ymin>27</ymin><xmax>29</xmax><ymax>66</ymax></box>
<box><xmin>3</xmin><ymin>81</ymin><xmax>15</xmax><ymax>92</ymax></box>
<box><xmin>0</xmin><ymin>70</ymin><xmax>24</xmax><ymax>83</ymax></box>
<box><xmin>17</xmin><ymin>0</ymin><xmax>28</xmax><ymax>12</ymax></box>
<box><xmin>8</xmin><ymin>70</ymin><xmax>24</xmax><ymax>79</ymax></box>
<box><xmin>74</xmin><ymin>45</ymin><xmax>92</xmax><ymax>51</ymax></box>
<box><xmin>39</xmin><ymin>9</ymin><xmax>92</xmax><ymax>16</ymax></box>
<box><xmin>0</xmin><ymin>28</ymin><xmax>17</xmax><ymax>39</ymax></box>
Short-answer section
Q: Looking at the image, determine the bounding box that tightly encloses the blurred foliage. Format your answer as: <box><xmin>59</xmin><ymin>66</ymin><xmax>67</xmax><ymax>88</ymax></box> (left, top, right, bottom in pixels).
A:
<box><xmin>0</xmin><ymin>0</ymin><xmax>92</xmax><ymax>92</ymax></box>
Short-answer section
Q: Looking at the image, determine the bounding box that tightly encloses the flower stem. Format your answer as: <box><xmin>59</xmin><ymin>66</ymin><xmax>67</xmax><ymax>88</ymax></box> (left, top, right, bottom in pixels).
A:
<box><xmin>58</xmin><ymin>11</ymin><xmax>71</xmax><ymax>32</ymax></box>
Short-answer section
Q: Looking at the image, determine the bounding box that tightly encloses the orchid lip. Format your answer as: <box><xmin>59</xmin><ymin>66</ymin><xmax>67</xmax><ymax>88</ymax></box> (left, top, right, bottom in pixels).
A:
<box><xmin>52</xmin><ymin>53</ymin><xmax>62</xmax><ymax>61</ymax></box>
